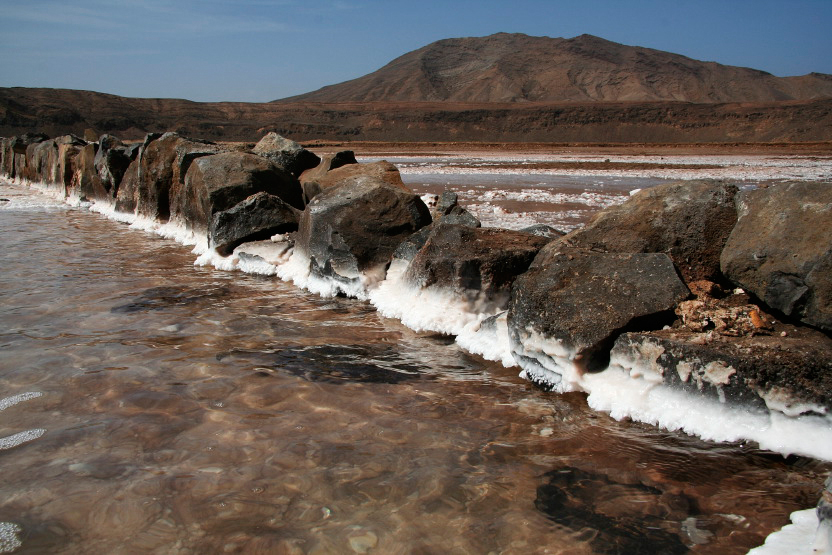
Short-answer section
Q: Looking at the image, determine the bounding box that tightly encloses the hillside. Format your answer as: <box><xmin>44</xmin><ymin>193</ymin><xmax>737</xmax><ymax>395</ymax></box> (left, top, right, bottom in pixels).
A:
<box><xmin>279</xmin><ymin>33</ymin><xmax>832</xmax><ymax>104</ymax></box>
<box><xmin>2</xmin><ymin>87</ymin><xmax>831</xmax><ymax>143</ymax></box>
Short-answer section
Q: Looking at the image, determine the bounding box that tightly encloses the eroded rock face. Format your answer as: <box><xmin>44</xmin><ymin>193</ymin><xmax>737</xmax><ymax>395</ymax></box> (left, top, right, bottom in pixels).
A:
<box><xmin>252</xmin><ymin>132</ymin><xmax>320</xmax><ymax>178</ymax></box>
<box><xmin>721</xmin><ymin>182</ymin><xmax>832</xmax><ymax>332</ymax></box>
<box><xmin>209</xmin><ymin>192</ymin><xmax>300</xmax><ymax>256</ymax></box>
<box><xmin>609</xmin><ymin>325</ymin><xmax>832</xmax><ymax>414</ymax></box>
<box><xmin>564</xmin><ymin>180</ymin><xmax>738</xmax><ymax>283</ymax></box>
<box><xmin>405</xmin><ymin>224</ymin><xmax>549</xmax><ymax>301</ymax></box>
<box><xmin>508</xmin><ymin>244</ymin><xmax>690</xmax><ymax>388</ymax></box>
<box><xmin>175</xmin><ymin>151</ymin><xmax>302</xmax><ymax>234</ymax></box>
<box><xmin>296</xmin><ymin>176</ymin><xmax>431</xmax><ymax>290</ymax></box>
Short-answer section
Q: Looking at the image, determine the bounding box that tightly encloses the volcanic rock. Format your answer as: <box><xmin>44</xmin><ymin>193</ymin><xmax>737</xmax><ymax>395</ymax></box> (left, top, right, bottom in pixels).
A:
<box><xmin>209</xmin><ymin>192</ymin><xmax>300</xmax><ymax>256</ymax></box>
<box><xmin>721</xmin><ymin>182</ymin><xmax>832</xmax><ymax>332</ymax></box>
<box><xmin>133</xmin><ymin>132</ymin><xmax>226</xmax><ymax>221</ymax></box>
<box><xmin>252</xmin><ymin>132</ymin><xmax>320</xmax><ymax>178</ymax></box>
<box><xmin>609</xmin><ymin>325</ymin><xmax>832</xmax><ymax>414</ymax></box>
<box><xmin>300</xmin><ymin>160</ymin><xmax>406</xmax><ymax>204</ymax></box>
<box><xmin>507</xmin><ymin>244</ymin><xmax>690</xmax><ymax>388</ymax></box>
<box><xmin>94</xmin><ymin>134</ymin><xmax>131</xmax><ymax>195</ymax></box>
<box><xmin>295</xmin><ymin>177</ymin><xmax>431</xmax><ymax>291</ymax></box>
<box><xmin>563</xmin><ymin>180</ymin><xmax>739</xmax><ymax>283</ymax></box>
<box><xmin>174</xmin><ymin>151</ymin><xmax>302</xmax><ymax>234</ymax></box>
<box><xmin>405</xmin><ymin>223</ymin><xmax>549</xmax><ymax>302</ymax></box>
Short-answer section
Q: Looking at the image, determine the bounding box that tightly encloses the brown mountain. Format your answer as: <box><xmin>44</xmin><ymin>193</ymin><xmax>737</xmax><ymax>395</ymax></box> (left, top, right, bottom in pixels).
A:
<box><xmin>278</xmin><ymin>33</ymin><xmax>832</xmax><ymax>103</ymax></box>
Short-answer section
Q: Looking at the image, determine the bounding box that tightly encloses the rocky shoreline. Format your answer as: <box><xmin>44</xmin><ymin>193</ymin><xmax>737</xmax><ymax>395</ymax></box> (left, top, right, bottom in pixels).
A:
<box><xmin>2</xmin><ymin>130</ymin><xmax>831</xmax><ymax>545</ymax></box>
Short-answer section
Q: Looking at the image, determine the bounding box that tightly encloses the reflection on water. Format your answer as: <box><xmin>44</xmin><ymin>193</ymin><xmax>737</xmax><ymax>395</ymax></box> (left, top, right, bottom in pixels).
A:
<box><xmin>0</xmin><ymin>182</ymin><xmax>829</xmax><ymax>554</ymax></box>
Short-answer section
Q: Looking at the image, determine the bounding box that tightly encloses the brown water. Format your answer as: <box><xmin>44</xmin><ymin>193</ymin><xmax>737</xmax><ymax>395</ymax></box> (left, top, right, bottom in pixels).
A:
<box><xmin>0</xmin><ymin>182</ymin><xmax>829</xmax><ymax>554</ymax></box>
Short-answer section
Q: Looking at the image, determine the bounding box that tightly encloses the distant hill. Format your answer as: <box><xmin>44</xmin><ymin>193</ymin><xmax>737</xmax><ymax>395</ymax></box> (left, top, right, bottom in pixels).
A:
<box><xmin>277</xmin><ymin>33</ymin><xmax>832</xmax><ymax>104</ymax></box>
<box><xmin>2</xmin><ymin>87</ymin><xmax>831</xmax><ymax>143</ymax></box>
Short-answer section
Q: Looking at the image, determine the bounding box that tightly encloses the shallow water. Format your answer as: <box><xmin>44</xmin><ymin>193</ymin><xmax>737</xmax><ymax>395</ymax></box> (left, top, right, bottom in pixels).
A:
<box><xmin>0</xmin><ymin>180</ymin><xmax>830</xmax><ymax>554</ymax></box>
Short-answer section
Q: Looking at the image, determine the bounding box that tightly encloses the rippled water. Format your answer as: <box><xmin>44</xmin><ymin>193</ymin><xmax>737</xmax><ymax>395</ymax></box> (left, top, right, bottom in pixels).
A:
<box><xmin>0</xmin><ymin>181</ymin><xmax>829</xmax><ymax>554</ymax></box>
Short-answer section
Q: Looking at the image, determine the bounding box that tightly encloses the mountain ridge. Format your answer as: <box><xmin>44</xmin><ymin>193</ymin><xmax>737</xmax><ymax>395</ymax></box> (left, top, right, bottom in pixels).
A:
<box><xmin>276</xmin><ymin>33</ymin><xmax>832</xmax><ymax>104</ymax></box>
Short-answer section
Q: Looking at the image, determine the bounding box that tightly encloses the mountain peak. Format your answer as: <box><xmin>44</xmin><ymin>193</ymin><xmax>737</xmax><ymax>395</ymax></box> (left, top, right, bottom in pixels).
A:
<box><xmin>277</xmin><ymin>33</ymin><xmax>832</xmax><ymax>104</ymax></box>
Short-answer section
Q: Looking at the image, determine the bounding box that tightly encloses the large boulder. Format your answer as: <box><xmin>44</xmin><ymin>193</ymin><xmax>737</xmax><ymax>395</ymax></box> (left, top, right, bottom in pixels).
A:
<box><xmin>134</xmin><ymin>132</ymin><xmax>225</xmax><ymax>221</ymax></box>
<box><xmin>299</xmin><ymin>160</ymin><xmax>407</xmax><ymax>204</ymax></box>
<box><xmin>295</xmin><ymin>176</ymin><xmax>432</xmax><ymax>293</ymax></box>
<box><xmin>392</xmin><ymin>191</ymin><xmax>481</xmax><ymax>262</ymax></box>
<box><xmin>721</xmin><ymin>182</ymin><xmax>832</xmax><ymax>332</ymax></box>
<box><xmin>25</xmin><ymin>140</ymin><xmax>60</xmax><ymax>185</ymax></box>
<box><xmin>252</xmin><ymin>133</ymin><xmax>320</xmax><ymax>178</ymax></box>
<box><xmin>94</xmin><ymin>134</ymin><xmax>131</xmax><ymax>196</ymax></box>
<box><xmin>508</xmin><ymin>244</ymin><xmax>690</xmax><ymax>390</ymax></box>
<box><xmin>175</xmin><ymin>151</ymin><xmax>302</xmax><ymax>234</ymax></box>
<box><xmin>69</xmin><ymin>143</ymin><xmax>109</xmax><ymax>202</ymax></box>
<box><xmin>564</xmin><ymin>180</ymin><xmax>738</xmax><ymax>283</ymax></box>
<box><xmin>405</xmin><ymin>224</ymin><xmax>549</xmax><ymax>301</ymax></box>
<box><xmin>299</xmin><ymin>150</ymin><xmax>358</xmax><ymax>203</ymax></box>
<box><xmin>56</xmin><ymin>136</ymin><xmax>87</xmax><ymax>195</ymax></box>
<box><xmin>10</xmin><ymin>133</ymin><xmax>49</xmax><ymax>180</ymax></box>
<box><xmin>209</xmin><ymin>192</ymin><xmax>301</xmax><ymax>256</ymax></box>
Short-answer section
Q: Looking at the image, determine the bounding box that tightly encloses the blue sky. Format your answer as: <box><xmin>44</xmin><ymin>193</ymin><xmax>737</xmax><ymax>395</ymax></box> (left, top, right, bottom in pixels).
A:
<box><xmin>1</xmin><ymin>0</ymin><xmax>830</xmax><ymax>102</ymax></box>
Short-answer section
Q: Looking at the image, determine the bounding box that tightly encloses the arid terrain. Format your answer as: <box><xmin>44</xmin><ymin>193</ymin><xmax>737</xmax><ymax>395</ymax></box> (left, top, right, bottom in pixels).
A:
<box><xmin>3</xmin><ymin>33</ymin><xmax>832</xmax><ymax>144</ymax></box>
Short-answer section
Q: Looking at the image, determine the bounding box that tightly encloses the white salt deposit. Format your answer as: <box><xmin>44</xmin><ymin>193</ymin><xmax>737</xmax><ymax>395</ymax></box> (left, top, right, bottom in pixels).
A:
<box><xmin>0</xmin><ymin>522</ymin><xmax>22</xmax><ymax>554</ymax></box>
<box><xmin>747</xmin><ymin>509</ymin><xmax>830</xmax><ymax>555</ymax></box>
<box><xmin>0</xmin><ymin>429</ymin><xmax>46</xmax><ymax>451</ymax></box>
<box><xmin>369</xmin><ymin>260</ymin><xmax>506</xmax><ymax>336</ymax></box>
<box><xmin>0</xmin><ymin>392</ymin><xmax>42</xmax><ymax>412</ymax></box>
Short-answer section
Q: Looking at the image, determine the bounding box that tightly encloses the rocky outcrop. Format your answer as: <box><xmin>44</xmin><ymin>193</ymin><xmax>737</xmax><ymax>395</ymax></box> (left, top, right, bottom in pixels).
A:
<box><xmin>508</xmin><ymin>244</ymin><xmax>690</xmax><ymax>388</ymax></box>
<box><xmin>174</xmin><ymin>151</ymin><xmax>303</xmax><ymax>235</ymax></box>
<box><xmin>209</xmin><ymin>192</ymin><xmax>300</xmax><ymax>256</ymax></box>
<box><xmin>563</xmin><ymin>180</ymin><xmax>738</xmax><ymax>283</ymax></box>
<box><xmin>295</xmin><ymin>176</ymin><xmax>431</xmax><ymax>292</ymax></box>
<box><xmin>252</xmin><ymin>132</ymin><xmax>320</xmax><ymax>178</ymax></box>
<box><xmin>721</xmin><ymin>182</ymin><xmax>832</xmax><ymax>332</ymax></box>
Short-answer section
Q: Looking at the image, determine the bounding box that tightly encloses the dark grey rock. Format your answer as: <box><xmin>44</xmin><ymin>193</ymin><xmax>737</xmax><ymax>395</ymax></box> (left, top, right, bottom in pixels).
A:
<box><xmin>94</xmin><ymin>134</ymin><xmax>131</xmax><ymax>195</ymax></box>
<box><xmin>296</xmin><ymin>176</ymin><xmax>431</xmax><ymax>290</ymax></box>
<box><xmin>209</xmin><ymin>192</ymin><xmax>300</xmax><ymax>256</ymax></box>
<box><xmin>508</xmin><ymin>244</ymin><xmax>690</xmax><ymax>386</ymax></box>
<box><xmin>405</xmin><ymin>223</ymin><xmax>550</xmax><ymax>301</ymax></box>
<box><xmin>721</xmin><ymin>182</ymin><xmax>832</xmax><ymax>332</ymax></box>
<box><xmin>564</xmin><ymin>180</ymin><xmax>738</xmax><ymax>283</ymax></box>
<box><xmin>175</xmin><ymin>151</ymin><xmax>302</xmax><ymax>234</ymax></box>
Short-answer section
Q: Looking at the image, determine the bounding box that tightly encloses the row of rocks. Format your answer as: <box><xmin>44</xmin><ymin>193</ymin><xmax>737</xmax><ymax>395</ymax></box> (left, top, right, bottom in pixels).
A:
<box><xmin>2</xmin><ymin>131</ymin><xmax>830</xmax><ymax>423</ymax></box>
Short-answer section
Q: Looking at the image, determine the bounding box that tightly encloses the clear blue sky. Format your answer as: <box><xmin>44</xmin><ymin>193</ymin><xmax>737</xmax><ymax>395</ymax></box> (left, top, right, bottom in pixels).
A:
<box><xmin>1</xmin><ymin>0</ymin><xmax>830</xmax><ymax>102</ymax></box>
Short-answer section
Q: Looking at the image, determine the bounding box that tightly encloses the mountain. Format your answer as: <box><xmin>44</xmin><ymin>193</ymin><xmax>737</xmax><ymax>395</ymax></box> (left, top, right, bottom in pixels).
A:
<box><xmin>278</xmin><ymin>33</ymin><xmax>832</xmax><ymax>104</ymax></box>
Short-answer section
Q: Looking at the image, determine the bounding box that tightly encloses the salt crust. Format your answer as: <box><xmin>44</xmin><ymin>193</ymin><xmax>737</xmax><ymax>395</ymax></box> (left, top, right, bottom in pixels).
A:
<box><xmin>747</xmin><ymin>509</ymin><xmax>830</xmax><ymax>555</ymax></box>
<box><xmin>7</xmin><ymin>177</ymin><xmax>832</xmax><ymax>463</ymax></box>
